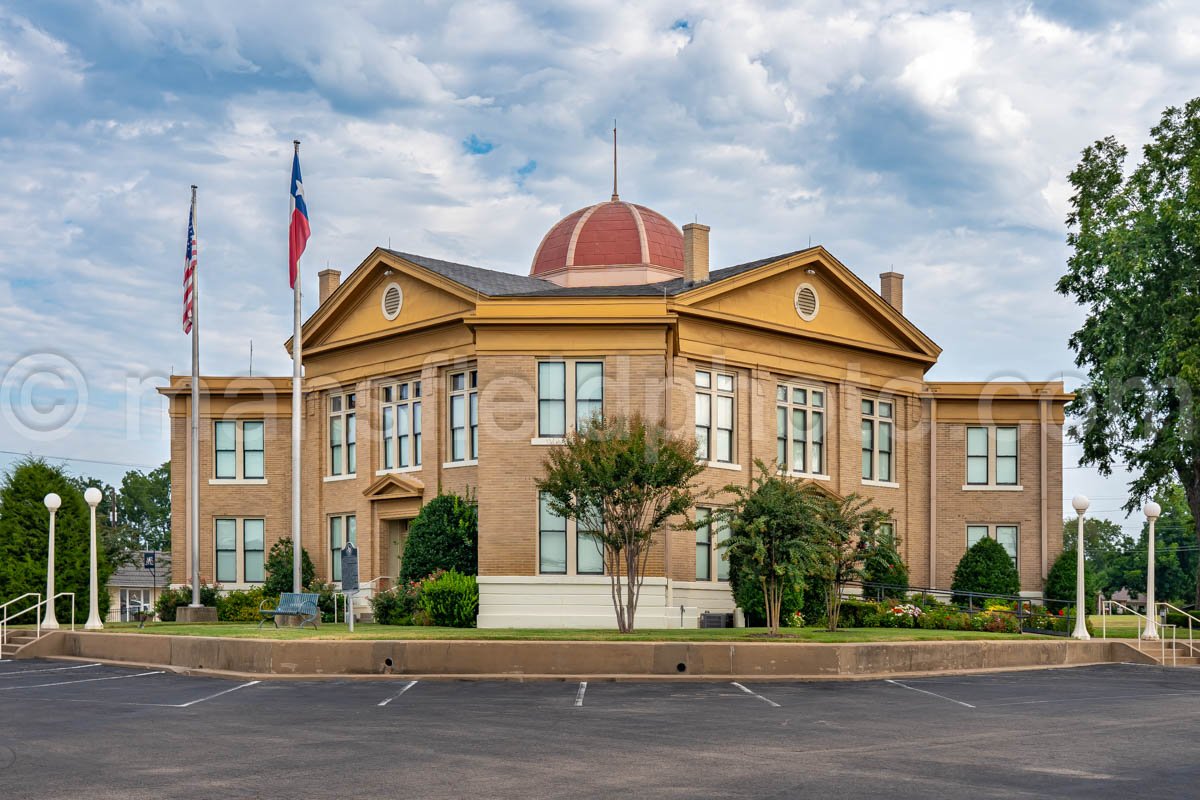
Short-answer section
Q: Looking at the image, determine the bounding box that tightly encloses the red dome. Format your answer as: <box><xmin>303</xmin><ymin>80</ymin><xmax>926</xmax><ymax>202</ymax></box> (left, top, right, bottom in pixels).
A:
<box><xmin>531</xmin><ymin>200</ymin><xmax>684</xmax><ymax>281</ymax></box>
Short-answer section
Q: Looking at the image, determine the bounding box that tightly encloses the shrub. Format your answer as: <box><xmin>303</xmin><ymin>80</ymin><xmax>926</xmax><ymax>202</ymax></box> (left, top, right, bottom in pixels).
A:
<box><xmin>418</xmin><ymin>570</ymin><xmax>479</xmax><ymax>628</ymax></box>
<box><xmin>309</xmin><ymin>581</ymin><xmax>338</xmax><ymax>623</ymax></box>
<box><xmin>263</xmin><ymin>539</ymin><xmax>316</xmax><ymax>596</ymax></box>
<box><xmin>862</xmin><ymin>533</ymin><xmax>910</xmax><ymax>601</ymax></box>
<box><xmin>1043</xmin><ymin>547</ymin><xmax>1099</xmax><ymax>613</ymax></box>
<box><xmin>950</xmin><ymin>537</ymin><xmax>1020</xmax><ymax>604</ymax></box>
<box><xmin>401</xmin><ymin>492</ymin><xmax>478</xmax><ymax>582</ymax></box>
<box><xmin>728</xmin><ymin>548</ymin><xmax>805</xmax><ymax>627</ymax></box>
<box><xmin>155</xmin><ymin>584</ymin><xmax>219</xmax><ymax>621</ymax></box>
<box><xmin>837</xmin><ymin>598</ymin><xmax>880</xmax><ymax>628</ymax></box>
<box><xmin>371</xmin><ymin>575</ymin><xmax>432</xmax><ymax>626</ymax></box>
<box><xmin>216</xmin><ymin>587</ymin><xmax>273</xmax><ymax>622</ymax></box>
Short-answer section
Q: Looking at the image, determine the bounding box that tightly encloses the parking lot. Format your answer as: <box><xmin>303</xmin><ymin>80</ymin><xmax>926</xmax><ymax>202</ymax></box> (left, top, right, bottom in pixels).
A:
<box><xmin>1</xmin><ymin>659</ymin><xmax>1198</xmax><ymax>798</ymax></box>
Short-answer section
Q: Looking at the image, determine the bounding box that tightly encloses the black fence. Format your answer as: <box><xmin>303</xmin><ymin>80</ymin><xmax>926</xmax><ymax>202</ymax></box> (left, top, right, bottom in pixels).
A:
<box><xmin>846</xmin><ymin>581</ymin><xmax>1083</xmax><ymax>636</ymax></box>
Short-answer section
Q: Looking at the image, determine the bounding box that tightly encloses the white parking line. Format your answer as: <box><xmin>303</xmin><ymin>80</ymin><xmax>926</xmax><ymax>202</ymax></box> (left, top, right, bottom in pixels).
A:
<box><xmin>0</xmin><ymin>671</ymin><xmax>163</xmax><ymax>691</ymax></box>
<box><xmin>886</xmin><ymin>679</ymin><xmax>976</xmax><ymax>709</ymax></box>
<box><xmin>731</xmin><ymin>682</ymin><xmax>781</xmax><ymax>708</ymax></box>
<box><xmin>176</xmin><ymin>680</ymin><xmax>261</xmax><ymax>707</ymax></box>
<box><xmin>0</xmin><ymin>663</ymin><xmax>102</xmax><ymax>678</ymax></box>
<box><xmin>575</xmin><ymin>681</ymin><xmax>588</xmax><ymax>707</ymax></box>
<box><xmin>378</xmin><ymin>680</ymin><xmax>418</xmax><ymax>707</ymax></box>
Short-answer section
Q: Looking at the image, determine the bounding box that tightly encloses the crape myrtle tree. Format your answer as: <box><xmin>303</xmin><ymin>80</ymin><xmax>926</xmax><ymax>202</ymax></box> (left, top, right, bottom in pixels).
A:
<box><xmin>1057</xmin><ymin>97</ymin><xmax>1200</xmax><ymax>607</ymax></box>
<box><xmin>720</xmin><ymin>464</ymin><xmax>821</xmax><ymax>636</ymax></box>
<box><xmin>538</xmin><ymin>414</ymin><xmax>703</xmax><ymax>633</ymax></box>
<box><xmin>809</xmin><ymin>492</ymin><xmax>890</xmax><ymax>632</ymax></box>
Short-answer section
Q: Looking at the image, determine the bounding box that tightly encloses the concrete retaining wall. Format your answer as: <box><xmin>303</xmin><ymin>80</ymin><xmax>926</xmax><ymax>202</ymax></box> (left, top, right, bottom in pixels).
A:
<box><xmin>18</xmin><ymin>632</ymin><xmax>1157</xmax><ymax>679</ymax></box>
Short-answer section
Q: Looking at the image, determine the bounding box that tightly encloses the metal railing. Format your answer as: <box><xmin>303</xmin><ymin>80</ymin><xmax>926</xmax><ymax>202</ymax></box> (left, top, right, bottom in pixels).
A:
<box><xmin>331</xmin><ymin>576</ymin><xmax>394</xmax><ymax>623</ymax></box>
<box><xmin>1</xmin><ymin>593</ymin><xmax>75</xmax><ymax>661</ymax></box>
<box><xmin>1100</xmin><ymin>599</ymin><xmax>1177</xmax><ymax>666</ymax></box>
<box><xmin>1156</xmin><ymin>602</ymin><xmax>1199</xmax><ymax>658</ymax></box>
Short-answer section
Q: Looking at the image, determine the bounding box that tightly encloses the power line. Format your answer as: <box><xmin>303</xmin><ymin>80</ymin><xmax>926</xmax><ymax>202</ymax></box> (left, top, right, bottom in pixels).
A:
<box><xmin>0</xmin><ymin>449</ymin><xmax>160</xmax><ymax>471</ymax></box>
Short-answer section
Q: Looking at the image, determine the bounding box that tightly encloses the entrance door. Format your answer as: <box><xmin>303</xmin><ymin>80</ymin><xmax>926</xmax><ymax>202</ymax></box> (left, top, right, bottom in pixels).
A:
<box><xmin>388</xmin><ymin>520</ymin><xmax>408</xmax><ymax>583</ymax></box>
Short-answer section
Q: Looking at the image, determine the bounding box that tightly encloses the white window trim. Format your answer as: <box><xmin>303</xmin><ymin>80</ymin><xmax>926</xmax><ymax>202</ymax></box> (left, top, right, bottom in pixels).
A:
<box><xmin>536</xmin><ymin>359</ymin><xmax>604</xmax><ymax>439</ymax></box>
<box><xmin>860</xmin><ymin>397</ymin><xmax>896</xmax><ymax>486</ymax></box>
<box><xmin>695</xmin><ymin>368</ymin><xmax>737</xmax><ymax>465</ymax></box>
<box><xmin>213</xmin><ymin>419</ymin><xmax>265</xmax><ymax>483</ymax></box>
<box><xmin>776</xmin><ymin>380</ymin><xmax>828</xmax><ymax>477</ymax></box>
<box><xmin>538</xmin><ymin>495</ymin><xmax>605</xmax><ymax>576</ymax></box>
<box><xmin>447</xmin><ymin>367</ymin><xmax>479</xmax><ymax>463</ymax></box>
<box><xmin>965</xmin><ymin>425</ymin><xmax>1020</xmax><ymax>488</ymax></box>
<box><xmin>442</xmin><ymin>459</ymin><xmax>478</xmax><ymax>469</ymax></box>
<box><xmin>966</xmin><ymin>523</ymin><xmax>1019</xmax><ymax>569</ymax></box>
<box><xmin>376</xmin><ymin>466</ymin><xmax>423</xmax><ymax>477</ymax></box>
<box><xmin>695</xmin><ymin>508</ymin><xmax>731</xmax><ymax>583</ymax></box>
<box><xmin>214</xmin><ymin>517</ymin><xmax>265</xmax><ymax>586</ymax></box>
<box><xmin>328</xmin><ymin>391</ymin><xmax>357</xmax><ymax>478</ymax></box>
<box><xmin>323</xmin><ymin>474</ymin><xmax>357</xmax><ymax>483</ymax></box>
<box><xmin>380</xmin><ymin>377</ymin><xmax>423</xmax><ymax>472</ymax></box>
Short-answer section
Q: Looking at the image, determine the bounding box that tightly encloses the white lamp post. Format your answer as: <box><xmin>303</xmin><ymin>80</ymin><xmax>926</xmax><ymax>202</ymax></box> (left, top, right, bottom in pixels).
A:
<box><xmin>1142</xmin><ymin>500</ymin><xmax>1162</xmax><ymax>640</ymax></box>
<box><xmin>42</xmin><ymin>493</ymin><xmax>61</xmax><ymax>630</ymax></box>
<box><xmin>1071</xmin><ymin>494</ymin><xmax>1091</xmax><ymax>640</ymax></box>
<box><xmin>84</xmin><ymin>487</ymin><xmax>104</xmax><ymax>630</ymax></box>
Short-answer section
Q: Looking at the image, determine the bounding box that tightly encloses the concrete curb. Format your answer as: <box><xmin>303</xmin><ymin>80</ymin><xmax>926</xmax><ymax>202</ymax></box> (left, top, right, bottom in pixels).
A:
<box><xmin>17</xmin><ymin>631</ymin><xmax>1157</xmax><ymax>680</ymax></box>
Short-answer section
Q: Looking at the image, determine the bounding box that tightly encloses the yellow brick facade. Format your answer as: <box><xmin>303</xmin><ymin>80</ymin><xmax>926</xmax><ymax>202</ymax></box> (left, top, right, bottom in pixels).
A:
<box><xmin>161</xmin><ymin>246</ymin><xmax>1070</xmax><ymax>625</ymax></box>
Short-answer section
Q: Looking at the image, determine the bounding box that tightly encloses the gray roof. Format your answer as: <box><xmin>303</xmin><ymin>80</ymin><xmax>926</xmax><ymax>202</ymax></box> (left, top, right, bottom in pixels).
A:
<box><xmin>388</xmin><ymin>247</ymin><xmax>816</xmax><ymax>299</ymax></box>
<box><xmin>108</xmin><ymin>551</ymin><xmax>171</xmax><ymax>588</ymax></box>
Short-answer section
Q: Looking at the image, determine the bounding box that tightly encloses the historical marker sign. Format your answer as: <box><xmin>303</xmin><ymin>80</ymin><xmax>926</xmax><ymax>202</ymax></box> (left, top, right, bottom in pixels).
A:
<box><xmin>340</xmin><ymin>542</ymin><xmax>359</xmax><ymax>593</ymax></box>
<box><xmin>143</xmin><ymin>551</ymin><xmax>156</xmax><ymax>571</ymax></box>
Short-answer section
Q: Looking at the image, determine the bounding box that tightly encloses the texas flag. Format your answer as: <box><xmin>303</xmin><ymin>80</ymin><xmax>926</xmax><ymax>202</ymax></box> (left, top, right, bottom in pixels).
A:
<box><xmin>289</xmin><ymin>150</ymin><xmax>310</xmax><ymax>289</ymax></box>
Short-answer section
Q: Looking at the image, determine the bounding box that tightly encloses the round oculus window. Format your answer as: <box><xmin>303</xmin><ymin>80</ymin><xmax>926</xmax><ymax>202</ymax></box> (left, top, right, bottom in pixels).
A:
<box><xmin>381</xmin><ymin>282</ymin><xmax>403</xmax><ymax>321</ymax></box>
<box><xmin>794</xmin><ymin>283</ymin><xmax>819</xmax><ymax>321</ymax></box>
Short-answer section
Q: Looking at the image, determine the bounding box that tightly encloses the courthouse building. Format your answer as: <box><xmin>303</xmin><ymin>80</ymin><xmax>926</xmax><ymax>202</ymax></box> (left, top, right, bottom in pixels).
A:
<box><xmin>161</xmin><ymin>187</ymin><xmax>1069</xmax><ymax>627</ymax></box>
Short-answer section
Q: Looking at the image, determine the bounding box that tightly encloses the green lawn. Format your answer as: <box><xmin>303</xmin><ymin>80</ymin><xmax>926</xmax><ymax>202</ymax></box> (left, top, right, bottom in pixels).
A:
<box><xmin>98</xmin><ymin>622</ymin><xmax>1030</xmax><ymax>643</ymax></box>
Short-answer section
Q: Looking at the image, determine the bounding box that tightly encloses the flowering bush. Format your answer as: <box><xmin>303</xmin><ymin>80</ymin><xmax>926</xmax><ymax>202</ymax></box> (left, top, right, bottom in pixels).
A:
<box><xmin>371</xmin><ymin>570</ymin><xmax>446</xmax><ymax>625</ymax></box>
<box><xmin>787</xmin><ymin>610</ymin><xmax>805</xmax><ymax>628</ymax></box>
<box><xmin>891</xmin><ymin>603</ymin><xmax>923</xmax><ymax>619</ymax></box>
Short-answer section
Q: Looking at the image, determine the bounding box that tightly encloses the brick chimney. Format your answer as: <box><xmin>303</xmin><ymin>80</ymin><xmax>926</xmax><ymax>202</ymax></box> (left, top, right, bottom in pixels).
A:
<box><xmin>683</xmin><ymin>223</ymin><xmax>710</xmax><ymax>284</ymax></box>
<box><xmin>879</xmin><ymin>271</ymin><xmax>903</xmax><ymax>313</ymax></box>
<box><xmin>318</xmin><ymin>269</ymin><xmax>342</xmax><ymax>305</ymax></box>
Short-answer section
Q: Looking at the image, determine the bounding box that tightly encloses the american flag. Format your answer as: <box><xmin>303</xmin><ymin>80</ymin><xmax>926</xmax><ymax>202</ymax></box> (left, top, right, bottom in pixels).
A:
<box><xmin>182</xmin><ymin>197</ymin><xmax>197</xmax><ymax>334</ymax></box>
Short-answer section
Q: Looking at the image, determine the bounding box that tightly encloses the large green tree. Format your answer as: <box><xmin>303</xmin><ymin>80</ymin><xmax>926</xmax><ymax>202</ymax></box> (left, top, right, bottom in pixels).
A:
<box><xmin>1106</xmin><ymin>484</ymin><xmax>1198</xmax><ymax>604</ymax></box>
<box><xmin>400</xmin><ymin>491</ymin><xmax>478</xmax><ymax>582</ymax></box>
<box><xmin>1057</xmin><ymin>98</ymin><xmax>1200</xmax><ymax>606</ymax></box>
<box><xmin>1061</xmin><ymin>516</ymin><xmax>1135</xmax><ymax>594</ymax></box>
<box><xmin>808</xmin><ymin>492</ymin><xmax>889</xmax><ymax>631</ymax></box>
<box><xmin>119</xmin><ymin>462</ymin><xmax>171</xmax><ymax>551</ymax></box>
<box><xmin>720</xmin><ymin>464</ymin><xmax>821</xmax><ymax>635</ymax></box>
<box><xmin>538</xmin><ymin>414</ymin><xmax>703</xmax><ymax>633</ymax></box>
<box><xmin>0</xmin><ymin>458</ymin><xmax>113</xmax><ymax>621</ymax></box>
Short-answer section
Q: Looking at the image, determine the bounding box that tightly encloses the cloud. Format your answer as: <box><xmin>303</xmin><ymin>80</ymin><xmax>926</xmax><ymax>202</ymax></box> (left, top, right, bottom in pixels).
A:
<box><xmin>0</xmin><ymin>0</ymin><xmax>1193</xmax><ymax>514</ymax></box>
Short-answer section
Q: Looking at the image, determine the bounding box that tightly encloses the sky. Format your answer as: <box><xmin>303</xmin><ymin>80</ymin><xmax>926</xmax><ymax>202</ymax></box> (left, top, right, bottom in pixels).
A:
<box><xmin>1</xmin><ymin>0</ymin><xmax>1198</xmax><ymax>533</ymax></box>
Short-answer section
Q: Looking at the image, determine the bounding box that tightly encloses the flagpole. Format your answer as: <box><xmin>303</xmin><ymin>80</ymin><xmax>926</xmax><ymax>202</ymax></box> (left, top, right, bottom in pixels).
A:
<box><xmin>188</xmin><ymin>185</ymin><xmax>201</xmax><ymax>607</ymax></box>
<box><xmin>291</xmin><ymin>141</ymin><xmax>303</xmax><ymax>595</ymax></box>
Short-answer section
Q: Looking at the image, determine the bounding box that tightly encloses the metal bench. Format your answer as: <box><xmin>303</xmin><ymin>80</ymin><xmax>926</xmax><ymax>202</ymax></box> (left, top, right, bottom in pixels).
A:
<box><xmin>258</xmin><ymin>592</ymin><xmax>320</xmax><ymax>630</ymax></box>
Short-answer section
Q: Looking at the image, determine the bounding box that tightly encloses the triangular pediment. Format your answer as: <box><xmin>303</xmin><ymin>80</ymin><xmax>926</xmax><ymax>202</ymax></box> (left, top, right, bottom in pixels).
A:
<box><xmin>677</xmin><ymin>248</ymin><xmax>940</xmax><ymax>363</ymax></box>
<box><xmin>363</xmin><ymin>472</ymin><xmax>426</xmax><ymax>501</ymax></box>
<box><xmin>293</xmin><ymin>249</ymin><xmax>478</xmax><ymax>354</ymax></box>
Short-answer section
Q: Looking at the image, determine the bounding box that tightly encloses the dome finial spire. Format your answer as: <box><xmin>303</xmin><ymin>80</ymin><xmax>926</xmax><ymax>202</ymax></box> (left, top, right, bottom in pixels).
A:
<box><xmin>611</xmin><ymin>119</ymin><xmax>619</xmax><ymax>201</ymax></box>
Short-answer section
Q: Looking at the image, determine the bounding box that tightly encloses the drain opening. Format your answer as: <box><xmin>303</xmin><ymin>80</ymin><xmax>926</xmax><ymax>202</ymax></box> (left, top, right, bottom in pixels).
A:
<box><xmin>676</xmin><ymin>662</ymin><xmax>687</xmax><ymax>673</ymax></box>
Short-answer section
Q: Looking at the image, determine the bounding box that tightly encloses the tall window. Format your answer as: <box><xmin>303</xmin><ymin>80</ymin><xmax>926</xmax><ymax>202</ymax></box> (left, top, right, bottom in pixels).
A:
<box><xmin>776</xmin><ymin>383</ymin><xmax>825</xmax><ymax>475</ymax></box>
<box><xmin>215</xmin><ymin>518</ymin><xmax>265</xmax><ymax>584</ymax></box>
<box><xmin>861</xmin><ymin>398</ymin><xmax>894</xmax><ymax>482</ymax></box>
<box><xmin>966</xmin><ymin>426</ymin><xmax>1019</xmax><ymax>487</ymax></box>
<box><xmin>214</xmin><ymin>420</ymin><xmax>264</xmax><ymax>481</ymax></box>
<box><xmin>382</xmin><ymin>379</ymin><xmax>422</xmax><ymax>470</ymax></box>
<box><xmin>696</xmin><ymin>370</ymin><xmax>735</xmax><ymax>463</ymax></box>
<box><xmin>216</xmin><ymin>518</ymin><xmax>237</xmax><ymax>583</ymax></box>
<box><xmin>538</xmin><ymin>360</ymin><xmax>604</xmax><ymax>438</ymax></box>
<box><xmin>243</xmin><ymin>518</ymin><xmax>265</xmax><ymax>583</ymax></box>
<box><xmin>329</xmin><ymin>393</ymin><xmax>356</xmax><ymax>476</ymax></box>
<box><xmin>538</xmin><ymin>494</ymin><xmax>604</xmax><ymax>575</ymax></box>
<box><xmin>538</xmin><ymin>493</ymin><xmax>567</xmax><ymax>574</ymax></box>
<box><xmin>695</xmin><ymin>508</ymin><xmax>730</xmax><ymax>581</ymax></box>
<box><xmin>967</xmin><ymin>524</ymin><xmax>1018</xmax><ymax>567</ymax></box>
<box><xmin>448</xmin><ymin>369</ymin><xmax>478</xmax><ymax>462</ymax></box>
<box><xmin>329</xmin><ymin>514</ymin><xmax>357</xmax><ymax>582</ymax></box>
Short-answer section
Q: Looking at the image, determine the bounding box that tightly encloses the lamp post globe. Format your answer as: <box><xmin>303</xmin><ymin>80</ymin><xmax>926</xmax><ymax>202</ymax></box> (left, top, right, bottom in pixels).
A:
<box><xmin>1071</xmin><ymin>494</ymin><xmax>1090</xmax><ymax>640</ymax></box>
<box><xmin>42</xmin><ymin>493</ymin><xmax>62</xmax><ymax>630</ymax></box>
<box><xmin>84</xmin><ymin>487</ymin><xmax>104</xmax><ymax>630</ymax></box>
<box><xmin>1142</xmin><ymin>501</ymin><xmax>1162</xmax><ymax>640</ymax></box>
